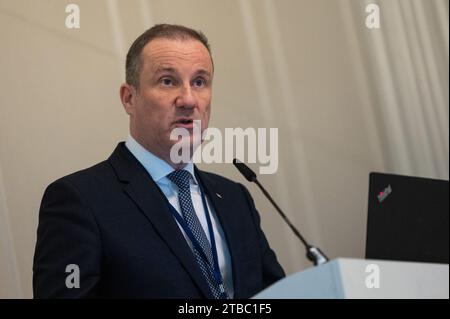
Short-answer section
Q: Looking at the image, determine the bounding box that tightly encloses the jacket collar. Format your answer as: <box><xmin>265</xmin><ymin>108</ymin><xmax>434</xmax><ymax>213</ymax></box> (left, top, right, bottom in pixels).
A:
<box><xmin>109</xmin><ymin>142</ymin><xmax>248</xmax><ymax>298</ymax></box>
<box><xmin>108</xmin><ymin>143</ymin><xmax>214</xmax><ymax>298</ymax></box>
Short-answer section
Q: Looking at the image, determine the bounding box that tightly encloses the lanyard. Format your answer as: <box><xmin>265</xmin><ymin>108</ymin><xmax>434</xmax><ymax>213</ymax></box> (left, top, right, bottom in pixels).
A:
<box><xmin>166</xmin><ymin>177</ymin><xmax>227</xmax><ymax>298</ymax></box>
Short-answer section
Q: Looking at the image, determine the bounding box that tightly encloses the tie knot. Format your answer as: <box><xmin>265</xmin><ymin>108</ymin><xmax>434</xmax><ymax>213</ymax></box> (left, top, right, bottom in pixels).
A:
<box><xmin>167</xmin><ymin>170</ymin><xmax>191</xmax><ymax>191</ymax></box>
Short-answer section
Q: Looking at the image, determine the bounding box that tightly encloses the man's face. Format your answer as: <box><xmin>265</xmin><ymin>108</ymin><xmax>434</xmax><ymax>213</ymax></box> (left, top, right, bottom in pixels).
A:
<box><xmin>121</xmin><ymin>38</ymin><xmax>213</xmax><ymax>165</ymax></box>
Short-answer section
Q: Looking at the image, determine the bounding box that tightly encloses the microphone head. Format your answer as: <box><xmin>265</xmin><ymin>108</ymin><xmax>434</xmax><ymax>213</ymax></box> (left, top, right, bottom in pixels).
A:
<box><xmin>233</xmin><ymin>158</ymin><xmax>257</xmax><ymax>182</ymax></box>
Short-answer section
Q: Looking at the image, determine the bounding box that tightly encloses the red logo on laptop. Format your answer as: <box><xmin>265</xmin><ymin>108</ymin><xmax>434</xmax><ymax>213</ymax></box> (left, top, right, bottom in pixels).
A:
<box><xmin>377</xmin><ymin>185</ymin><xmax>392</xmax><ymax>203</ymax></box>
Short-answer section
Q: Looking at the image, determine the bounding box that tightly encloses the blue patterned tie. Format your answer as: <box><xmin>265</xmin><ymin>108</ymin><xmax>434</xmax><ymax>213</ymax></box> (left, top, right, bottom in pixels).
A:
<box><xmin>167</xmin><ymin>169</ymin><xmax>227</xmax><ymax>299</ymax></box>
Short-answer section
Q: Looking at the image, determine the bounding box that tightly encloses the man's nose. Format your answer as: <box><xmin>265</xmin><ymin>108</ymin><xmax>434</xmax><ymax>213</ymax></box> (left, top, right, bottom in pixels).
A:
<box><xmin>175</xmin><ymin>84</ymin><xmax>196</xmax><ymax>109</ymax></box>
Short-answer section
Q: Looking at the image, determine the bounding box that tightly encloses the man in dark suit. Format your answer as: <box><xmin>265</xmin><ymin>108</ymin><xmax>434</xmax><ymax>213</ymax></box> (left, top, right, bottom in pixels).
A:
<box><xmin>33</xmin><ymin>24</ymin><xmax>285</xmax><ymax>298</ymax></box>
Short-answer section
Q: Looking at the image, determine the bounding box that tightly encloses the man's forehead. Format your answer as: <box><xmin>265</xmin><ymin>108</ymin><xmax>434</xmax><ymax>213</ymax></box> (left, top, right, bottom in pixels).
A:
<box><xmin>141</xmin><ymin>38</ymin><xmax>212</xmax><ymax>71</ymax></box>
<box><xmin>152</xmin><ymin>65</ymin><xmax>212</xmax><ymax>76</ymax></box>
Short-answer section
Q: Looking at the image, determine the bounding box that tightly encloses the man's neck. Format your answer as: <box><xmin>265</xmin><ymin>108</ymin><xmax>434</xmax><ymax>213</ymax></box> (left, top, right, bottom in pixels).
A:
<box><xmin>129</xmin><ymin>134</ymin><xmax>191</xmax><ymax>170</ymax></box>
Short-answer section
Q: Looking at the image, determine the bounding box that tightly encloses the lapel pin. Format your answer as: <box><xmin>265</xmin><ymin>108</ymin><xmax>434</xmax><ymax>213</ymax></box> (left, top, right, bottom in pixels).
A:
<box><xmin>216</xmin><ymin>193</ymin><xmax>222</xmax><ymax>199</ymax></box>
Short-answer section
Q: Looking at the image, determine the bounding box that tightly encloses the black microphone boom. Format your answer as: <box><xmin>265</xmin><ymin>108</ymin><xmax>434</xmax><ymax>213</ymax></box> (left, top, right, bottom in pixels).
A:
<box><xmin>233</xmin><ymin>158</ymin><xmax>328</xmax><ymax>266</ymax></box>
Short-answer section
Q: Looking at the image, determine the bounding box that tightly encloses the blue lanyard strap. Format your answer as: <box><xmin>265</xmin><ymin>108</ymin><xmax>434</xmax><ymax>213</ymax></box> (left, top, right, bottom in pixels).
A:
<box><xmin>166</xmin><ymin>177</ymin><xmax>227</xmax><ymax>298</ymax></box>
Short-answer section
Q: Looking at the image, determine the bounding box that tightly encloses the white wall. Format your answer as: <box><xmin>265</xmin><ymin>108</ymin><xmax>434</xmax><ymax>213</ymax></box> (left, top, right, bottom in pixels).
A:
<box><xmin>0</xmin><ymin>0</ymin><xmax>448</xmax><ymax>298</ymax></box>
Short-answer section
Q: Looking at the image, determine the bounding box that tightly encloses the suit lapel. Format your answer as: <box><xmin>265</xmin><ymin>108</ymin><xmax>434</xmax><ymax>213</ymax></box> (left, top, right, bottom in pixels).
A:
<box><xmin>195</xmin><ymin>168</ymin><xmax>247</xmax><ymax>298</ymax></box>
<box><xmin>108</xmin><ymin>143</ymin><xmax>214</xmax><ymax>298</ymax></box>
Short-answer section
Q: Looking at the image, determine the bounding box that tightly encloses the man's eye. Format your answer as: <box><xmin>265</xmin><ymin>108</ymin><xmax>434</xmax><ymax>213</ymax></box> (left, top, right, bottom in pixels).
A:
<box><xmin>193</xmin><ymin>78</ymin><xmax>206</xmax><ymax>87</ymax></box>
<box><xmin>160</xmin><ymin>78</ymin><xmax>174</xmax><ymax>86</ymax></box>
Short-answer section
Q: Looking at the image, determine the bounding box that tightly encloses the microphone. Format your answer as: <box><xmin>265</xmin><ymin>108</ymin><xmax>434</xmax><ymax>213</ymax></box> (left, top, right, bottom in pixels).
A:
<box><xmin>233</xmin><ymin>158</ymin><xmax>329</xmax><ymax>266</ymax></box>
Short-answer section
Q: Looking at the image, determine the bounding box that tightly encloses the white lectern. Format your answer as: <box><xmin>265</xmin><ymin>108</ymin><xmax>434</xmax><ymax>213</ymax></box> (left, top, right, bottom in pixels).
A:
<box><xmin>253</xmin><ymin>258</ymin><xmax>449</xmax><ymax>299</ymax></box>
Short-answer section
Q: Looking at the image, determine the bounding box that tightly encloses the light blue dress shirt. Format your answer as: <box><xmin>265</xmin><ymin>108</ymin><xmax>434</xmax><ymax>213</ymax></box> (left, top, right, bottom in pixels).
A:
<box><xmin>125</xmin><ymin>135</ymin><xmax>234</xmax><ymax>297</ymax></box>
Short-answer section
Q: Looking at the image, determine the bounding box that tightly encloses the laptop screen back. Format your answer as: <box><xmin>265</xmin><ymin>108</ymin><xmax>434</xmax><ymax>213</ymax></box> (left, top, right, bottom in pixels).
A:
<box><xmin>365</xmin><ymin>172</ymin><xmax>449</xmax><ymax>264</ymax></box>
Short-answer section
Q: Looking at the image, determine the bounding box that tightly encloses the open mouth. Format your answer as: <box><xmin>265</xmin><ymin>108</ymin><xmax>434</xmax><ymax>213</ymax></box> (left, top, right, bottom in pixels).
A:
<box><xmin>176</xmin><ymin>119</ymin><xmax>193</xmax><ymax>125</ymax></box>
<box><xmin>173</xmin><ymin>118</ymin><xmax>195</xmax><ymax>129</ymax></box>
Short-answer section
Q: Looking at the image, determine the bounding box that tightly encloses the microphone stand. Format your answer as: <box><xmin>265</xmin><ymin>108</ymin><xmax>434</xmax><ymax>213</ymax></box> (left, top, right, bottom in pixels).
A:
<box><xmin>233</xmin><ymin>159</ymin><xmax>329</xmax><ymax>266</ymax></box>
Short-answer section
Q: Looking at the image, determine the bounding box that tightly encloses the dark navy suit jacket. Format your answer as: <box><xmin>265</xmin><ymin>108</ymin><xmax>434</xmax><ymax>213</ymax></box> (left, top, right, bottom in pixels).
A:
<box><xmin>33</xmin><ymin>143</ymin><xmax>285</xmax><ymax>298</ymax></box>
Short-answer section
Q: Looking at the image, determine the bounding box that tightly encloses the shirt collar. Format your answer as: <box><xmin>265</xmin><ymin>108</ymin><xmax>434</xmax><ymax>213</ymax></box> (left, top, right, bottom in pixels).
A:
<box><xmin>125</xmin><ymin>135</ymin><xmax>197</xmax><ymax>184</ymax></box>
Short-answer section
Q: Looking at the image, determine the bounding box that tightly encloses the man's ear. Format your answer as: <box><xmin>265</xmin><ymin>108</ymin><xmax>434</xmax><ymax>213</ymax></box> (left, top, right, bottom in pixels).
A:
<box><xmin>120</xmin><ymin>83</ymin><xmax>137</xmax><ymax>115</ymax></box>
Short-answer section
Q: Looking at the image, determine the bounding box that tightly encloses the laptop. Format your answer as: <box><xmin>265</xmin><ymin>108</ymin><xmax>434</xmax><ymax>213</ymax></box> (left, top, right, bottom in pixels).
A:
<box><xmin>365</xmin><ymin>172</ymin><xmax>449</xmax><ymax>264</ymax></box>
